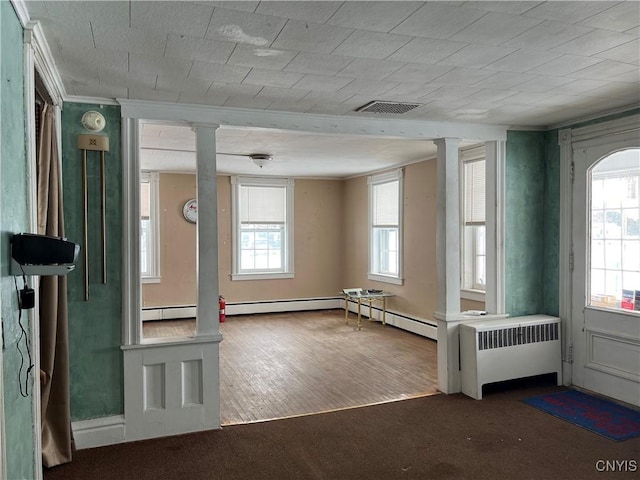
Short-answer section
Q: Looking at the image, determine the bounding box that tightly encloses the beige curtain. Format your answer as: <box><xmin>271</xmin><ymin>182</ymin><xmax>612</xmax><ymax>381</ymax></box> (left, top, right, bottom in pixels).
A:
<box><xmin>37</xmin><ymin>103</ymin><xmax>73</xmax><ymax>467</ymax></box>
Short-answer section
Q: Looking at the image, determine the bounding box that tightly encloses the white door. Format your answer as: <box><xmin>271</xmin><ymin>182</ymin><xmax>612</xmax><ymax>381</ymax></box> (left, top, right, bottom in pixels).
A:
<box><xmin>571</xmin><ymin>132</ymin><xmax>640</xmax><ymax>407</ymax></box>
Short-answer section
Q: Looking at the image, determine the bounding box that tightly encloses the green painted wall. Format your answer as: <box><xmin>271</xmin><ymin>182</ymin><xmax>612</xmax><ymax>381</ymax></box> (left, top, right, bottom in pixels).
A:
<box><xmin>61</xmin><ymin>103</ymin><xmax>124</xmax><ymax>420</ymax></box>
<box><xmin>504</xmin><ymin>131</ymin><xmax>546</xmax><ymax>317</ymax></box>
<box><xmin>1</xmin><ymin>2</ymin><xmax>36</xmax><ymax>479</ymax></box>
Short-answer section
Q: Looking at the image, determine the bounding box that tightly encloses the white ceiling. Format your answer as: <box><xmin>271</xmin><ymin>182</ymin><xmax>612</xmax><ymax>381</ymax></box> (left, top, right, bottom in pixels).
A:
<box><xmin>25</xmin><ymin>1</ymin><xmax>640</xmax><ymax>177</ymax></box>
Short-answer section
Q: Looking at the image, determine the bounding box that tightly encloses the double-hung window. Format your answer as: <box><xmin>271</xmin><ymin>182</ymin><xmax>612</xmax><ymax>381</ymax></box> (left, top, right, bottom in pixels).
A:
<box><xmin>461</xmin><ymin>146</ymin><xmax>486</xmax><ymax>293</ymax></box>
<box><xmin>231</xmin><ymin>176</ymin><xmax>294</xmax><ymax>280</ymax></box>
<box><xmin>369</xmin><ymin>169</ymin><xmax>403</xmax><ymax>285</ymax></box>
<box><xmin>140</xmin><ymin>171</ymin><xmax>160</xmax><ymax>282</ymax></box>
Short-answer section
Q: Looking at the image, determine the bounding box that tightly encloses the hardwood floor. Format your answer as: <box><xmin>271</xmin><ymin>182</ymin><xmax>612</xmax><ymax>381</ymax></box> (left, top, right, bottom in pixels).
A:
<box><xmin>143</xmin><ymin>310</ymin><xmax>439</xmax><ymax>426</ymax></box>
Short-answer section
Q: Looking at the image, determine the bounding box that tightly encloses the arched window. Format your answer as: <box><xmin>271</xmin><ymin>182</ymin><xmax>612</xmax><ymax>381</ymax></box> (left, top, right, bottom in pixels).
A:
<box><xmin>589</xmin><ymin>148</ymin><xmax>640</xmax><ymax>311</ymax></box>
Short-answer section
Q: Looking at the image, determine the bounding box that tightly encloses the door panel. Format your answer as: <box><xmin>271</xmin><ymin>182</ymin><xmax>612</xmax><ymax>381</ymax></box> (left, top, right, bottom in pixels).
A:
<box><xmin>571</xmin><ymin>135</ymin><xmax>640</xmax><ymax>407</ymax></box>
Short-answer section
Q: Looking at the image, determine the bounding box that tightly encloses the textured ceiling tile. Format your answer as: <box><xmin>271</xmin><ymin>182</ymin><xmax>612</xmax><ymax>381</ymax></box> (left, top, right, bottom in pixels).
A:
<box><xmin>205</xmin><ymin>7</ymin><xmax>286</xmax><ymax>46</ymax></box>
<box><xmin>385</xmin><ymin>64</ymin><xmax>455</xmax><ymax>83</ymax></box>
<box><xmin>331</xmin><ymin>31</ymin><xmax>413</xmax><ymax>60</ymax></box>
<box><xmin>523</xmin><ymin>1</ymin><xmax>615</xmax><ymax>24</ymax></box>
<box><xmin>462</xmin><ymin>1</ymin><xmax>543</xmax><ymax>15</ymax></box>
<box><xmin>391</xmin><ymin>3</ymin><xmax>486</xmax><ymax>39</ymax></box>
<box><xmin>551</xmin><ymin>30</ymin><xmax>638</xmax><ymax>57</ymax></box>
<box><xmin>305</xmin><ymin>103</ymin><xmax>355</xmax><ymax>116</ymax></box>
<box><xmin>92</xmin><ymin>25</ymin><xmax>168</xmax><ymax>57</ymax></box>
<box><xmin>427</xmin><ymin>67</ymin><xmax>495</xmax><ymax>86</ymax></box>
<box><xmin>465</xmin><ymin>88</ymin><xmax>519</xmax><ymax>103</ymax></box>
<box><xmin>130</xmin><ymin>53</ymin><xmax>194</xmax><ymax>80</ymax></box>
<box><xmin>581</xmin><ymin>82</ymin><xmax>640</xmax><ymax>99</ymax></box>
<box><xmin>58</xmin><ymin>45</ymin><xmax>128</xmax><ymax>74</ymax></box>
<box><xmin>222</xmin><ymin>95</ymin><xmax>275</xmax><ymax>109</ymax></box>
<box><xmin>226</xmin><ymin>44</ymin><xmax>298</xmax><ymax>69</ymax></box>
<box><xmin>471</xmin><ymin>71</ymin><xmax>539</xmax><ymax>89</ymax></box>
<box><xmin>437</xmin><ymin>44</ymin><xmax>516</xmax><ymax>68</ymax></box>
<box><xmin>208</xmin><ymin>1</ymin><xmax>259</xmax><ymax>13</ymax></box>
<box><xmin>327</xmin><ymin>1</ymin><xmax>423</xmax><ymax>33</ymax></box>
<box><xmin>337</xmin><ymin>79</ymin><xmax>398</xmax><ymax>97</ymax></box>
<box><xmin>271</xmin><ymin>20</ymin><xmax>353</xmax><ymax>54</ymax></box>
<box><xmin>420</xmin><ymin>84</ymin><xmax>481</xmax><ymax>101</ymax></box>
<box><xmin>504</xmin><ymin>91</ymin><xmax>556</xmax><ymax>105</ymax></box>
<box><xmin>501</xmin><ymin>20</ymin><xmax>594</xmax><ymax>51</ymax></box>
<box><xmin>388</xmin><ymin>37</ymin><xmax>467</xmax><ymax>65</ymax></box>
<box><xmin>450</xmin><ymin>12</ymin><xmax>543</xmax><ymax>46</ymax></box>
<box><xmin>131</xmin><ymin>1</ymin><xmax>213</xmax><ymax>38</ymax></box>
<box><xmin>485</xmin><ymin>49</ymin><xmax>563</xmax><ymax>73</ymax></box>
<box><xmin>256</xmin><ymin>1</ymin><xmax>342</xmax><ymax>23</ymax></box>
<box><xmin>548</xmin><ymin>78</ymin><xmax>610</xmax><ymax>96</ymax></box>
<box><xmin>293</xmin><ymin>75</ymin><xmax>353</xmax><ymax>92</ymax></box>
<box><xmin>380</xmin><ymin>82</ymin><xmax>440</xmax><ymax>101</ymax></box>
<box><xmin>336</xmin><ymin>58</ymin><xmax>406</xmax><ymax>80</ymax></box>
<box><xmin>40</xmin><ymin>18</ymin><xmax>94</xmax><ymax>54</ymax></box>
<box><xmin>208</xmin><ymin>82</ymin><xmax>262</xmax><ymax>97</ymax></box>
<box><xmin>99</xmin><ymin>69</ymin><xmax>157</xmax><ymax>91</ymax></box>
<box><xmin>594</xmin><ymin>40</ymin><xmax>640</xmax><ymax>65</ymax></box>
<box><xmin>189</xmin><ymin>62</ymin><xmax>251</xmax><ymax>84</ymax></box>
<box><xmin>283</xmin><ymin>52</ymin><xmax>355</xmax><ymax>76</ymax></box>
<box><xmin>128</xmin><ymin>87</ymin><xmax>180</xmax><ymax>102</ymax></box>
<box><xmin>570</xmin><ymin>59</ymin><xmax>639</xmax><ymax>80</ymax></box>
<box><xmin>528</xmin><ymin>55</ymin><xmax>605</xmax><ymax>77</ymax></box>
<box><xmin>242</xmin><ymin>69</ymin><xmax>304</xmax><ymax>88</ymax></box>
<box><xmin>301</xmin><ymin>89</ymin><xmax>356</xmax><ymax>105</ymax></box>
<box><xmin>68</xmin><ymin>78</ymin><xmax>128</xmax><ymax>99</ymax></box>
<box><xmin>579</xmin><ymin>2</ymin><xmax>640</xmax><ymax>32</ymax></box>
<box><xmin>156</xmin><ymin>75</ymin><xmax>213</xmax><ymax>95</ymax></box>
<box><xmin>266</xmin><ymin>98</ymin><xmax>318</xmax><ymax>114</ymax></box>
<box><xmin>178</xmin><ymin>90</ymin><xmax>229</xmax><ymax>107</ymax></box>
<box><xmin>28</xmin><ymin>0</ymin><xmax>129</xmax><ymax>23</ymax></box>
<box><xmin>165</xmin><ymin>34</ymin><xmax>235</xmax><ymax>64</ymax></box>
<box><xmin>515</xmin><ymin>75</ymin><xmax>575</xmax><ymax>92</ymax></box>
<box><xmin>254</xmin><ymin>86</ymin><xmax>311</xmax><ymax>102</ymax></box>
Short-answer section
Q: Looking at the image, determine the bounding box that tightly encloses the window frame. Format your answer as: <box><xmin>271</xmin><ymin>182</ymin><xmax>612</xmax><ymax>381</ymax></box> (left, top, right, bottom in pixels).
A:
<box><xmin>368</xmin><ymin>169</ymin><xmax>404</xmax><ymax>285</ymax></box>
<box><xmin>231</xmin><ymin>176</ymin><xmax>295</xmax><ymax>281</ymax></box>
<box><xmin>140</xmin><ymin>171</ymin><xmax>161</xmax><ymax>283</ymax></box>
<box><xmin>460</xmin><ymin>145</ymin><xmax>486</xmax><ymax>298</ymax></box>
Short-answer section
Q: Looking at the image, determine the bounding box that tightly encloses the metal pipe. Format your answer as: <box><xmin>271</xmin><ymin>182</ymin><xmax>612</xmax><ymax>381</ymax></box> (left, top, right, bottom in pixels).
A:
<box><xmin>82</xmin><ymin>149</ymin><xmax>89</xmax><ymax>301</ymax></box>
<box><xmin>100</xmin><ymin>150</ymin><xmax>107</xmax><ymax>283</ymax></box>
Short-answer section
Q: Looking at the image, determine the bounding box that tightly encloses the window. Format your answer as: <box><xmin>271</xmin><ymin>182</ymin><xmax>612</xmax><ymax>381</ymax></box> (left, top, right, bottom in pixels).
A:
<box><xmin>589</xmin><ymin>148</ymin><xmax>640</xmax><ymax>311</ymax></box>
<box><xmin>462</xmin><ymin>146</ymin><xmax>486</xmax><ymax>293</ymax></box>
<box><xmin>231</xmin><ymin>176</ymin><xmax>294</xmax><ymax>280</ymax></box>
<box><xmin>140</xmin><ymin>171</ymin><xmax>160</xmax><ymax>282</ymax></box>
<box><xmin>369</xmin><ymin>169</ymin><xmax>403</xmax><ymax>285</ymax></box>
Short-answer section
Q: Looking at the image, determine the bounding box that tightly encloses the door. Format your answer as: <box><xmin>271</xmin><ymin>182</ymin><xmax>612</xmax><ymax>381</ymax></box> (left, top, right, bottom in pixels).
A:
<box><xmin>571</xmin><ymin>132</ymin><xmax>640</xmax><ymax>407</ymax></box>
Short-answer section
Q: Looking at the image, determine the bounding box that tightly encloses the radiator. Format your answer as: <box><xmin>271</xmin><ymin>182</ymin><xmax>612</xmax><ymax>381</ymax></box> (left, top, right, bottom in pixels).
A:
<box><xmin>460</xmin><ymin>315</ymin><xmax>562</xmax><ymax>400</ymax></box>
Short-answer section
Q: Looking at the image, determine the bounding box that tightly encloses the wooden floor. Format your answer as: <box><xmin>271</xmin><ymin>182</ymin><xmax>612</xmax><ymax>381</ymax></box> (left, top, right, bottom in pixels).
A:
<box><xmin>143</xmin><ymin>310</ymin><xmax>438</xmax><ymax>426</ymax></box>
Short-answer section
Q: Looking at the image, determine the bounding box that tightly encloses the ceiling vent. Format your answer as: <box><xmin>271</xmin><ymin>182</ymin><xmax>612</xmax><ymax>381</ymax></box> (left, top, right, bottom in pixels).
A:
<box><xmin>355</xmin><ymin>100</ymin><xmax>421</xmax><ymax>115</ymax></box>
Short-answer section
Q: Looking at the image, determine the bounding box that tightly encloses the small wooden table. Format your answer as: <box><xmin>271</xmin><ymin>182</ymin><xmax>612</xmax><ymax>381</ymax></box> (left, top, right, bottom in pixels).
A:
<box><xmin>343</xmin><ymin>289</ymin><xmax>394</xmax><ymax>330</ymax></box>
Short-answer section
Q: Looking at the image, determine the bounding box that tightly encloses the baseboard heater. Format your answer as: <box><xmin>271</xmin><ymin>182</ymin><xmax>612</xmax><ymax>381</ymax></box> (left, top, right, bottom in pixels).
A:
<box><xmin>344</xmin><ymin>300</ymin><xmax>437</xmax><ymax>340</ymax></box>
<box><xmin>460</xmin><ymin>314</ymin><xmax>562</xmax><ymax>400</ymax></box>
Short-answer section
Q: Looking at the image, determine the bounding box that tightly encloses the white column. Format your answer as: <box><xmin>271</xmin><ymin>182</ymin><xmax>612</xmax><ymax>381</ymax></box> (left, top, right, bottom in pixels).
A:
<box><xmin>485</xmin><ymin>141</ymin><xmax>506</xmax><ymax>315</ymax></box>
<box><xmin>194</xmin><ymin>124</ymin><xmax>220</xmax><ymax>337</ymax></box>
<box><xmin>433</xmin><ymin>137</ymin><xmax>462</xmax><ymax>394</ymax></box>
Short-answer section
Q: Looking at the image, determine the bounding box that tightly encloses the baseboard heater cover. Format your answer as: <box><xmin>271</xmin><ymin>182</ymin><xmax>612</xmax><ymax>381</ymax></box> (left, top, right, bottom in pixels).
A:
<box><xmin>460</xmin><ymin>314</ymin><xmax>562</xmax><ymax>400</ymax></box>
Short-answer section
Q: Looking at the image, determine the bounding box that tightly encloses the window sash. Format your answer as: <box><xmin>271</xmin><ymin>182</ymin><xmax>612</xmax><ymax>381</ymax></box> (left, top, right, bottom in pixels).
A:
<box><xmin>464</xmin><ymin>159</ymin><xmax>485</xmax><ymax>225</ymax></box>
<box><xmin>140</xmin><ymin>172</ymin><xmax>160</xmax><ymax>279</ymax></box>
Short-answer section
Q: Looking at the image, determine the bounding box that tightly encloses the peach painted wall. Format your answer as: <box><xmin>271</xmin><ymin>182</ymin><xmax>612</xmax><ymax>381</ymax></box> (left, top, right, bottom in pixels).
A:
<box><xmin>343</xmin><ymin>160</ymin><xmax>439</xmax><ymax>320</ymax></box>
<box><xmin>143</xmin><ymin>173</ymin><xmax>197</xmax><ymax>307</ymax></box>
<box><xmin>217</xmin><ymin>176</ymin><xmax>344</xmax><ymax>301</ymax></box>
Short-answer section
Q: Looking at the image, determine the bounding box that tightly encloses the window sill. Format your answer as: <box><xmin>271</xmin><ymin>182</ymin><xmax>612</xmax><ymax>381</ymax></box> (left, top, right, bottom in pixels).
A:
<box><xmin>461</xmin><ymin>289</ymin><xmax>485</xmax><ymax>302</ymax></box>
<box><xmin>231</xmin><ymin>272</ymin><xmax>294</xmax><ymax>281</ymax></box>
<box><xmin>367</xmin><ymin>273</ymin><xmax>403</xmax><ymax>286</ymax></box>
<box><xmin>142</xmin><ymin>276</ymin><xmax>161</xmax><ymax>284</ymax></box>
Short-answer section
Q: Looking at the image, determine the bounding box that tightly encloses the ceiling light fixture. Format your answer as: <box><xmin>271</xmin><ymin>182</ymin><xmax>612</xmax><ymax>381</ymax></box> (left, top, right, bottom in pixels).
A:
<box><xmin>250</xmin><ymin>154</ymin><xmax>272</xmax><ymax>168</ymax></box>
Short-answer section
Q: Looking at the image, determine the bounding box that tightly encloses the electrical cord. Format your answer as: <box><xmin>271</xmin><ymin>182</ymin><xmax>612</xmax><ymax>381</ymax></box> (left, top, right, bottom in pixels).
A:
<box><xmin>13</xmin><ymin>274</ymin><xmax>34</xmax><ymax>397</ymax></box>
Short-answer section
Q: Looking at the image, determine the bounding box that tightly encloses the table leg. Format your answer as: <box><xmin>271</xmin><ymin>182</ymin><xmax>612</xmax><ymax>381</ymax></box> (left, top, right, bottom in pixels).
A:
<box><xmin>357</xmin><ymin>298</ymin><xmax>362</xmax><ymax>330</ymax></box>
<box><xmin>369</xmin><ymin>299</ymin><xmax>373</xmax><ymax>322</ymax></box>
<box><xmin>382</xmin><ymin>297</ymin><xmax>387</xmax><ymax>326</ymax></box>
<box><xmin>344</xmin><ymin>296</ymin><xmax>348</xmax><ymax>324</ymax></box>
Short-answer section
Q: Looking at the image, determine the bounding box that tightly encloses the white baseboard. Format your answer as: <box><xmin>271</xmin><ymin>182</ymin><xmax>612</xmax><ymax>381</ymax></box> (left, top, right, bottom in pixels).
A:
<box><xmin>72</xmin><ymin>415</ymin><xmax>125</xmax><ymax>450</ymax></box>
<box><xmin>226</xmin><ymin>297</ymin><xmax>342</xmax><ymax>316</ymax></box>
<box><xmin>345</xmin><ymin>301</ymin><xmax>438</xmax><ymax>340</ymax></box>
<box><xmin>142</xmin><ymin>306</ymin><xmax>197</xmax><ymax>321</ymax></box>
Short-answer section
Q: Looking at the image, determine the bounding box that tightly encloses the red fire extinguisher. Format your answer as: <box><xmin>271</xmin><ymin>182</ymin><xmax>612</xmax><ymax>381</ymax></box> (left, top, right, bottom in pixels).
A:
<box><xmin>219</xmin><ymin>295</ymin><xmax>226</xmax><ymax>323</ymax></box>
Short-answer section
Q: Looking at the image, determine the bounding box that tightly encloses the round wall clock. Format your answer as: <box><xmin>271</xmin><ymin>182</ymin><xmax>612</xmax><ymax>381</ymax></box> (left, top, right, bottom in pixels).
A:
<box><xmin>182</xmin><ymin>199</ymin><xmax>197</xmax><ymax>223</ymax></box>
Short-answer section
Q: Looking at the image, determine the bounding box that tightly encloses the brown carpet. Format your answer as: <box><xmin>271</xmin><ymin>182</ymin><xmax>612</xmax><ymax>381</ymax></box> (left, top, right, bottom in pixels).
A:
<box><xmin>46</xmin><ymin>382</ymin><xmax>639</xmax><ymax>480</ymax></box>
